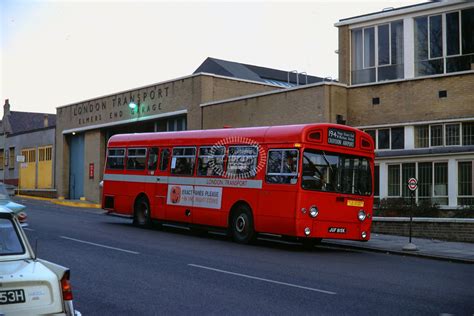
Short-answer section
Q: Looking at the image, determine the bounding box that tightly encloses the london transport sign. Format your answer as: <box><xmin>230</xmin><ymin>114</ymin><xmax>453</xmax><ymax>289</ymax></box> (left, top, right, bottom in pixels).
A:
<box><xmin>407</xmin><ymin>178</ymin><xmax>418</xmax><ymax>191</ymax></box>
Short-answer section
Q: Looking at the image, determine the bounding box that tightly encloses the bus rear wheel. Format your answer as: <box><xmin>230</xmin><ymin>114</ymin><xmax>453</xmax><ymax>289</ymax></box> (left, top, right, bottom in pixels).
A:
<box><xmin>133</xmin><ymin>196</ymin><xmax>151</xmax><ymax>228</ymax></box>
<box><xmin>231</xmin><ymin>205</ymin><xmax>255</xmax><ymax>244</ymax></box>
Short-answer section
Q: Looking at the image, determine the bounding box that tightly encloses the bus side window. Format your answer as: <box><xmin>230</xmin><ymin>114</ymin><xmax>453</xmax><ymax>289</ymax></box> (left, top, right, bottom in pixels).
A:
<box><xmin>106</xmin><ymin>148</ymin><xmax>125</xmax><ymax>170</ymax></box>
<box><xmin>127</xmin><ymin>148</ymin><xmax>147</xmax><ymax>170</ymax></box>
<box><xmin>148</xmin><ymin>147</ymin><xmax>159</xmax><ymax>171</ymax></box>
<box><xmin>266</xmin><ymin>149</ymin><xmax>298</xmax><ymax>184</ymax></box>
<box><xmin>160</xmin><ymin>148</ymin><xmax>170</xmax><ymax>171</ymax></box>
<box><xmin>171</xmin><ymin>147</ymin><xmax>196</xmax><ymax>176</ymax></box>
<box><xmin>227</xmin><ymin>146</ymin><xmax>258</xmax><ymax>178</ymax></box>
<box><xmin>197</xmin><ymin>146</ymin><xmax>225</xmax><ymax>176</ymax></box>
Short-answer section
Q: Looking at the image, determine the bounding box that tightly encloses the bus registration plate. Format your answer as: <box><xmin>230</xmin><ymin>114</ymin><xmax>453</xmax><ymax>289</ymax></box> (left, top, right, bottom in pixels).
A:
<box><xmin>347</xmin><ymin>200</ymin><xmax>364</xmax><ymax>207</ymax></box>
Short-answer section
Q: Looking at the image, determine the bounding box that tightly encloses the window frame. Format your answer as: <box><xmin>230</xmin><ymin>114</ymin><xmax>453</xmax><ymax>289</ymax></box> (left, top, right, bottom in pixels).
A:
<box><xmin>364</xmin><ymin>127</ymin><xmax>404</xmax><ymax>150</ymax></box>
<box><xmin>159</xmin><ymin>148</ymin><xmax>171</xmax><ymax>172</ymax></box>
<box><xmin>170</xmin><ymin>146</ymin><xmax>197</xmax><ymax>176</ymax></box>
<box><xmin>457</xmin><ymin>160</ymin><xmax>474</xmax><ymax>206</ymax></box>
<box><xmin>265</xmin><ymin>148</ymin><xmax>299</xmax><ymax>185</ymax></box>
<box><xmin>126</xmin><ymin>147</ymin><xmax>147</xmax><ymax>171</ymax></box>
<box><xmin>197</xmin><ymin>146</ymin><xmax>226</xmax><ymax>177</ymax></box>
<box><xmin>226</xmin><ymin>145</ymin><xmax>259</xmax><ymax>179</ymax></box>
<box><xmin>351</xmin><ymin>20</ymin><xmax>404</xmax><ymax>84</ymax></box>
<box><xmin>386</xmin><ymin>161</ymin><xmax>449</xmax><ymax>204</ymax></box>
<box><xmin>147</xmin><ymin>147</ymin><xmax>159</xmax><ymax>171</ymax></box>
<box><xmin>106</xmin><ymin>148</ymin><xmax>126</xmax><ymax>170</ymax></box>
<box><xmin>414</xmin><ymin>9</ymin><xmax>474</xmax><ymax>77</ymax></box>
<box><xmin>9</xmin><ymin>147</ymin><xmax>15</xmax><ymax>169</ymax></box>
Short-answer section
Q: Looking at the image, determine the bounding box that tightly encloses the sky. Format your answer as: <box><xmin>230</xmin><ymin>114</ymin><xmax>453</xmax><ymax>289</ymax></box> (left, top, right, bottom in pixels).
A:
<box><xmin>1</xmin><ymin>0</ymin><xmax>425</xmax><ymax>116</ymax></box>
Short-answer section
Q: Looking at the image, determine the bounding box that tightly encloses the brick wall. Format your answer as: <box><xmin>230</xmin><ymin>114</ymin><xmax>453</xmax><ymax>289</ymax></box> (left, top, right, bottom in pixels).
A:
<box><xmin>372</xmin><ymin>217</ymin><xmax>474</xmax><ymax>243</ymax></box>
<box><xmin>347</xmin><ymin>73</ymin><xmax>474</xmax><ymax>126</ymax></box>
<box><xmin>338</xmin><ymin>25</ymin><xmax>350</xmax><ymax>85</ymax></box>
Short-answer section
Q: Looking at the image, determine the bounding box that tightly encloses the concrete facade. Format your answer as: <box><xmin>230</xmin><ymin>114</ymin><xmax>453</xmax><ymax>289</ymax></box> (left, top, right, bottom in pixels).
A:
<box><xmin>55</xmin><ymin>74</ymin><xmax>280</xmax><ymax>202</ymax></box>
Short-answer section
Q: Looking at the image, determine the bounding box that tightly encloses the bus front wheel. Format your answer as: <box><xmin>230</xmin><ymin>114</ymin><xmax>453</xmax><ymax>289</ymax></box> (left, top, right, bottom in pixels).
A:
<box><xmin>133</xmin><ymin>196</ymin><xmax>151</xmax><ymax>228</ymax></box>
<box><xmin>231</xmin><ymin>205</ymin><xmax>255</xmax><ymax>244</ymax></box>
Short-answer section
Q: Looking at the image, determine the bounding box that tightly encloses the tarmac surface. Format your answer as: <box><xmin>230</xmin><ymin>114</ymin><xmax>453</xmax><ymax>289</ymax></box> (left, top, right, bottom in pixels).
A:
<box><xmin>17</xmin><ymin>195</ymin><xmax>474</xmax><ymax>264</ymax></box>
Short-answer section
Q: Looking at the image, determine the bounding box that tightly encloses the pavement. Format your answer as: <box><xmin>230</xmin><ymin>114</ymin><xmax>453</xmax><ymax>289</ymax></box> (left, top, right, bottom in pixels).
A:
<box><xmin>323</xmin><ymin>233</ymin><xmax>474</xmax><ymax>264</ymax></box>
<box><xmin>17</xmin><ymin>194</ymin><xmax>474</xmax><ymax>264</ymax></box>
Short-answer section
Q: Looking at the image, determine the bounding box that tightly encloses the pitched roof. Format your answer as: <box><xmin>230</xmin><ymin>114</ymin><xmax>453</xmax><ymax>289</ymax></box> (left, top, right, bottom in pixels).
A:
<box><xmin>7</xmin><ymin>111</ymin><xmax>56</xmax><ymax>135</ymax></box>
<box><xmin>194</xmin><ymin>57</ymin><xmax>325</xmax><ymax>88</ymax></box>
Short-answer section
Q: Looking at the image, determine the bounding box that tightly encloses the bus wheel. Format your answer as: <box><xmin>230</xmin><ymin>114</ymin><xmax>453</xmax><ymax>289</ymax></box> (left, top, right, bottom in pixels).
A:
<box><xmin>133</xmin><ymin>196</ymin><xmax>151</xmax><ymax>228</ymax></box>
<box><xmin>231</xmin><ymin>205</ymin><xmax>255</xmax><ymax>244</ymax></box>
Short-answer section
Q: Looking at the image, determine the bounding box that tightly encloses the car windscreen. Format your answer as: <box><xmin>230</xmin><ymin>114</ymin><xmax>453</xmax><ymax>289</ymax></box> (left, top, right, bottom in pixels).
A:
<box><xmin>302</xmin><ymin>149</ymin><xmax>372</xmax><ymax>196</ymax></box>
<box><xmin>0</xmin><ymin>218</ymin><xmax>25</xmax><ymax>255</ymax></box>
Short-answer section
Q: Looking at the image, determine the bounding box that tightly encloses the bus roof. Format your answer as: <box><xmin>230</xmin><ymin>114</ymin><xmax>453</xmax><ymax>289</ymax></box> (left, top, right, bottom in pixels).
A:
<box><xmin>107</xmin><ymin>123</ymin><xmax>368</xmax><ymax>148</ymax></box>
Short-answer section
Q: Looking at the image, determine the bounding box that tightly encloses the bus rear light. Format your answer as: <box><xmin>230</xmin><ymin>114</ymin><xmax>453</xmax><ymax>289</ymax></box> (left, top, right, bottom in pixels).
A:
<box><xmin>61</xmin><ymin>271</ymin><xmax>73</xmax><ymax>301</ymax></box>
<box><xmin>309</xmin><ymin>206</ymin><xmax>318</xmax><ymax>218</ymax></box>
<box><xmin>361</xmin><ymin>231</ymin><xmax>367</xmax><ymax>239</ymax></box>
<box><xmin>358</xmin><ymin>210</ymin><xmax>366</xmax><ymax>221</ymax></box>
<box><xmin>304</xmin><ymin>227</ymin><xmax>311</xmax><ymax>236</ymax></box>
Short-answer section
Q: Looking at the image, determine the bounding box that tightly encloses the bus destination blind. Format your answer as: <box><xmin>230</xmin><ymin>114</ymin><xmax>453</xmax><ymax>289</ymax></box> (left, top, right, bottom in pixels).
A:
<box><xmin>327</xmin><ymin>128</ymin><xmax>355</xmax><ymax>148</ymax></box>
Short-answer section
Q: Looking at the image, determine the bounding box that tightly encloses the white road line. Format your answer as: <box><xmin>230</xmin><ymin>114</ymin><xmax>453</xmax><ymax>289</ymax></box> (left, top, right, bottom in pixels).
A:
<box><xmin>23</xmin><ymin>228</ymin><xmax>35</xmax><ymax>231</ymax></box>
<box><xmin>188</xmin><ymin>264</ymin><xmax>336</xmax><ymax>295</ymax></box>
<box><xmin>60</xmin><ymin>236</ymin><xmax>139</xmax><ymax>254</ymax></box>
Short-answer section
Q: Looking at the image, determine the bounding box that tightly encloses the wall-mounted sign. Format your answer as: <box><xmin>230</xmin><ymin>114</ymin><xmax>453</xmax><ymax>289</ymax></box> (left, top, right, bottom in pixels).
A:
<box><xmin>16</xmin><ymin>155</ymin><xmax>25</xmax><ymax>163</ymax></box>
<box><xmin>89</xmin><ymin>163</ymin><xmax>95</xmax><ymax>179</ymax></box>
<box><xmin>327</xmin><ymin>128</ymin><xmax>355</xmax><ymax>148</ymax></box>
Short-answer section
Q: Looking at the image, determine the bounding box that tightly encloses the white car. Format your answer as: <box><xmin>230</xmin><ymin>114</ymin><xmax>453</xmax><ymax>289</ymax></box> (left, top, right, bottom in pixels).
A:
<box><xmin>0</xmin><ymin>207</ymin><xmax>79</xmax><ymax>316</ymax></box>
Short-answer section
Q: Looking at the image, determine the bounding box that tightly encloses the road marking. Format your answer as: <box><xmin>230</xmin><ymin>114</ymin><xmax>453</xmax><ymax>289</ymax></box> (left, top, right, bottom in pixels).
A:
<box><xmin>60</xmin><ymin>236</ymin><xmax>139</xmax><ymax>254</ymax></box>
<box><xmin>23</xmin><ymin>228</ymin><xmax>35</xmax><ymax>231</ymax></box>
<box><xmin>188</xmin><ymin>264</ymin><xmax>336</xmax><ymax>295</ymax></box>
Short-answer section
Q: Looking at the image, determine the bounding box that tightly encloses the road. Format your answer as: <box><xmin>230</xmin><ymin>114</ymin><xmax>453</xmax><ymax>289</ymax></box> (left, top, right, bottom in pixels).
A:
<box><xmin>16</xmin><ymin>197</ymin><xmax>474</xmax><ymax>315</ymax></box>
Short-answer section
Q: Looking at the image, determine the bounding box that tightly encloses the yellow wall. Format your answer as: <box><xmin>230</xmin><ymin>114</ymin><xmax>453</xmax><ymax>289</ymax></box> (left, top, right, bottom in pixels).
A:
<box><xmin>38</xmin><ymin>146</ymin><xmax>53</xmax><ymax>189</ymax></box>
<box><xmin>19</xmin><ymin>149</ymin><xmax>36</xmax><ymax>189</ymax></box>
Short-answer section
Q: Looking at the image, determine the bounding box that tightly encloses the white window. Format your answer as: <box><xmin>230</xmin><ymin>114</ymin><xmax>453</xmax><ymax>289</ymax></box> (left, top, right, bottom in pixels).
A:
<box><xmin>458</xmin><ymin>161</ymin><xmax>474</xmax><ymax>206</ymax></box>
<box><xmin>351</xmin><ymin>20</ymin><xmax>404</xmax><ymax>84</ymax></box>
<box><xmin>414</xmin><ymin>8</ymin><xmax>474</xmax><ymax>76</ymax></box>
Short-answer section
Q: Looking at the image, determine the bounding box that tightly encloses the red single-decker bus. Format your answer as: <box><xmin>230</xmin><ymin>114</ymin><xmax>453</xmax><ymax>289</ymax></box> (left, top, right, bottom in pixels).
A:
<box><xmin>102</xmin><ymin>123</ymin><xmax>375</xmax><ymax>246</ymax></box>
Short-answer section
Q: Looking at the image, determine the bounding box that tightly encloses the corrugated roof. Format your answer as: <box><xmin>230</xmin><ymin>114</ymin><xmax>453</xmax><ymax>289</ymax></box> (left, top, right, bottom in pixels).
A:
<box><xmin>194</xmin><ymin>57</ymin><xmax>324</xmax><ymax>86</ymax></box>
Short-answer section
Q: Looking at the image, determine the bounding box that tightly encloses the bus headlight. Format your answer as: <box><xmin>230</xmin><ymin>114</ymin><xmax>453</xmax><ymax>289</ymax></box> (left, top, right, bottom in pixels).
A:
<box><xmin>304</xmin><ymin>227</ymin><xmax>311</xmax><ymax>236</ymax></box>
<box><xmin>309</xmin><ymin>206</ymin><xmax>318</xmax><ymax>218</ymax></box>
<box><xmin>358</xmin><ymin>210</ymin><xmax>366</xmax><ymax>221</ymax></box>
<box><xmin>361</xmin><ymin>231</ymin><xmax>367</xmax><ymax>239</ymax></box>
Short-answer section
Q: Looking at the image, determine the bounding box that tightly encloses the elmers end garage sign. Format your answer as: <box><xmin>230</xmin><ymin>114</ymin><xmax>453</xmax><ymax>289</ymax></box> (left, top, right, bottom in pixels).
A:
<box><xmin>327</xmin><ymin>128</ymin><xmax>355</xmax><ymax>148</ymax></box>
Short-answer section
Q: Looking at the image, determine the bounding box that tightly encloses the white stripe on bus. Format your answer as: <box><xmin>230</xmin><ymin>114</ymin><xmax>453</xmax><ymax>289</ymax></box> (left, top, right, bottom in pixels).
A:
<box><xmin>103</xmin><ymin>174</ymin><xmax>263</xmax><ymax>189</ymax></box>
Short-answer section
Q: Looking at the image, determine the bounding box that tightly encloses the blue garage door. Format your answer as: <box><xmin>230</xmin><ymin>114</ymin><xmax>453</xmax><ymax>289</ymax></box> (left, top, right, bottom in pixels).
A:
<box><xmin>69</xmin><ymin>134</ymin><xmax>84</xmax><ymax>199</ymax></box>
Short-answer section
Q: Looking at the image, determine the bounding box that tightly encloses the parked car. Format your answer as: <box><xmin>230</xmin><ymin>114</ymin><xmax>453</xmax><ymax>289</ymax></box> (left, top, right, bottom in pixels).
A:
<box><xmin>0</xmin><ymin>207</ymin><xmax>80</xmax><ymax>316</ymax></box>
<box><xmin>0</xmin><ymin>183</ymin><xmax>27</xmax><ymax>226</ymax></box>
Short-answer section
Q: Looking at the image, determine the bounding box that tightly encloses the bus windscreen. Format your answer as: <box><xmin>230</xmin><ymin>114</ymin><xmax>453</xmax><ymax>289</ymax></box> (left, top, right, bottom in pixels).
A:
<box><xmin>301</xmin><ymin>149</ymin><xmax>372</xmax><ymax>196</ymax></box>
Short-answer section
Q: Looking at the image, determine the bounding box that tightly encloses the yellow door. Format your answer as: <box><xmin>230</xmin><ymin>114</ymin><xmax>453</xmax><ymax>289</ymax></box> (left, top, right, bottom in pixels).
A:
<box><xmin>19</xmin><ymin>149</ymin><xmax>36</xmax><ymax>189</ymax></box>
<box><xmin>38</xmin><ymin>146</ymin><xmax>53</xmax><ymax>189</ymax></box>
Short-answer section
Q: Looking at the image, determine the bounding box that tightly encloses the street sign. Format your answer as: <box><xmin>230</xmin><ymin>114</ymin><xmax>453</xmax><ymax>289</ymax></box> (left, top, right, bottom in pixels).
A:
<box><xmin>407</xmin><ymin>178</ymin><xmax>418</xmax><ymax>191</ymax></box>
<box><xmin>16</xmin><ymin>155</ymin><xmax>25</xmax><ymax>163</ymax></box>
